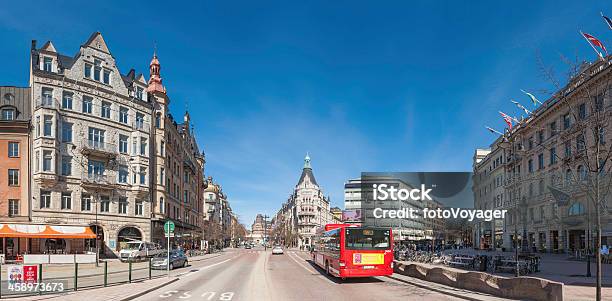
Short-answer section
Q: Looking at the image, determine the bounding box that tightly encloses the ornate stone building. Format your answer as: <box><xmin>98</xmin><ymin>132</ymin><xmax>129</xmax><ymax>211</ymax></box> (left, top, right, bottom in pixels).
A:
<box><xmin>29</xmin><ymin>33</ymin><xmax>153</xmax><ymax>255</ymax></box>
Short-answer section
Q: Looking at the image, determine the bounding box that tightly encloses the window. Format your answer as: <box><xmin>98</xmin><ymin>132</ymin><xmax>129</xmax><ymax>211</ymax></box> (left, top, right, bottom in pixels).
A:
<box><xmin>538</xmin><ymin>130</ymin><xmax>544</xmax><ymax>143</ymax></box>
<box><xmin>136</xmin><ymin>113</ymin><xmax>145</xmax><ymax>129</ymax></box>
<box><xmin>103</xmin><ymin>70</ymin><xmax>111</xmax><ymax>84</ymax></box>
<box><xmin>538</xmin><ymin>153</ymin><xmax>544</xmax><ymax>170</ymax></box>
<box><xmin>101</xmin><ymin>101</ymin><xmax>111</xmax><ymax>118</ymax></box>
<box><xmin>84</xmin><ymin>63</ymin><xmax>92</xmax><ymax>78</ymax></box>
<box><xmin>35</xmin><ymin>150</ymin><xmax>39</xmax><ymax>172</ymax></box>
<box><xmin>579</xmin><ymin>103</ymin><xmax>586</xmax><ymax>120</ymax></box>
<box><xmin>42</xmin><ymin>88</ymin><xmax>53</xmax><ymax>107</ymax></box>
<box><xmin>160</xmin><ymin>141</ymin><xmax>165</xmax><ymax>156</ymax></box>
<box><xmin>568</xmin><ymin>202</ymin><xmax>585</xmax><ymax>216</ymax></box>
<box><xmin>43</xmin><ymin>57</ymin><xmax>53</xmax><ymax>72</ymax></box>
<box><xmin>100</xmin><ymin>196</ymin><xmax>110</xmax><ymax>213</ymax></box>
<box><xmin>118</xmin><ymin>165</ymin><xmax>128</xmax><ymax>184</ymax></box>
<box><xmin>62</xmin><ymin>92</ymin><xmax>73</xmax><ymax>109</ymax></box>
<box><xmin>549</xmin><ymin>148</ymin><xmax>557</xmax><ymax>165</ymax></box>
<box><xmin>140</xmin><ymin>137</ymin><xmax>147</xmax><ymax>156</ymax></box>
<box><xmin>40</xmin><ymin>191</ymin><xmax>51</xmax><ymax>209</ymax></box>
<box><xmin>8</xmin><ymin>200</ymin><xmax>19</xmax><ymax>217</ymax></box>
<box><xmin>8</xmin><ymin>142</ymin><xmax>19</xmax><ymax>157</ymax></box>
<box><xmin>563</xmin><ymin>113</ymin><xmax>571</xmax><ymax>129</ymax></box>
<box><xmin>119</xmin><ymin>107</ymin><xmax>128</xmax><ymax>123</ymax></box>
<box><xmin>540</xmin><ymin>206</ymin><xmax>545</xmax><ymax>220</ymax></box>
<box><xmin>82</xmin><ymin>96</ymin><xmax>93</xmax><ymax>114</ymax></box>
<box><xmin>35</xmin><ymin>116</ymin><xmax>40</xmax><ymax>138</ymax></box>
<box><xmin>155</xmin><ymin>113</ymin><xmax>161</xmax><ymax>128</ymax></box>
<box><xmin>159</xmin><ymin>197</ymin><xmax>165</xmax><ymax>214</ymax></box>
<box><xmin>564</xmin><ymin>141</ymin><xmax>572</xmax><ymax>158</ymax></box>
<box><xmin>595</xmin><ymin>94</ymin><xmax>604</xmax><ymax>112</ymax></box>
<box><xmin>81</xmin><ymin>194</ymin><xmax>92</xmax><ymax>211</ymax></box>
<box><xmin>61</xmin><ymin>192</ymin><xmax>72</xmax><ymax>210</ymax></box>
<box><xmin>88</xmin><ymin>127</ymin><xmax>105</xmax><ymax>147</ymax></box>
<box><xmin>139</xmin><ymin>167</ymin><xmax>147</xmax><ymax>185</ymax></box>
<box><xmin>119</xmin><ymin>135</ymin><xmax>128</xmax><ymax>153</ymax></box>
<box><xmin>578</xmin><ymin>165</ymin><xmax>587</xmax><ymax>181</ymax></box>
<box><xmin>577</xmin><ymin>134</ymin><xmax>586</xmax><ymax>151</ymax></box>
<box><xmin>43</xmin><ymin>115</ymin><xmax>53</xmax><ymax>137</ymax></box>
<box><xmin>528</xmin><ymin>137</ymin><xmax>533</xmax><ymax>150</ymax></box>
<box><xmin>88</xmin><ymin>160</ymin><xmax>105</xmax><ymax>176</ymax></box>
<box><xmin>1</xmin><ymin>108</ymin><xmax>15</xmax><ymax>120</ymax></box>
<box><xmin>8</xmin><ymin>169</ymin><xmax>19</xmax><ymax>186</ymax></box>
<box><xmin>550</xmin><ymin>121</ymin><xmax>557</xmax><ymax>137</ymax></box>
<box><xmin>598</xmin><ymin>127</ymin><xmax>605</xmax><ymax>145</ymax></box>
<box><xmin>565</xmin><ymin>169</ymin><xmax>572</xmax><ymax>186</ymax></box>
<box><xmin>43</xmin><ymin>150</ymin><xmax>53</xmax><ymax>172</ymax></box>
<box><xmin>62</xmin><ymin>122</ymin><xmax>72</xmax><ymax>142</ymax></box>
<box><xmin>136</xmin><ymin>87</ymin><xmax>144</xmax><ymax>100</ymax></box>
<box><xmin>61</xmin><ymin>156</ymin><xmax>72</xmax><ymax>176</ymax></box>
<box><xmin>135</xmin><ymin>200</ymin><xmax>143</xmax><ymax>216</ymax></box>
<box><xmin>118</xmin><ymin>198</ymin><xmax>128</xmax><ymax>214</ymax></box>
<box><xmin>160</xmin><ymin>168</ymin><xmax>165</xmax><ymax>185</ymax></box>
<box><xmin>94</xmin><ymin>59</ymin><xmax>102</xmax><ymax>81</ymax></box>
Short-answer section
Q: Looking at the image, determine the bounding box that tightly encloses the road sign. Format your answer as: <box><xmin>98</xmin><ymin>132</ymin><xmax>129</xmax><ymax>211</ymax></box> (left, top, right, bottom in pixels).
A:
<box><xmin>164</xmin><ymin>221</ymin><xmax>175</xmax><ymax>234</ymax></box>
<box><xmin>165</xmin><ymin>232</ymin><xmax>175</xmax><ymax>238</ymax></box>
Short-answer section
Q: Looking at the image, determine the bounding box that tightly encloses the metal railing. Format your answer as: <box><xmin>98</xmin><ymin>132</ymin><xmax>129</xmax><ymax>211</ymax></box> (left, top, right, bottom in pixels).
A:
<box><xmin>82</xmin><ymin>174</ymin><xmax>116</xmax><ymax>186</ymax></box>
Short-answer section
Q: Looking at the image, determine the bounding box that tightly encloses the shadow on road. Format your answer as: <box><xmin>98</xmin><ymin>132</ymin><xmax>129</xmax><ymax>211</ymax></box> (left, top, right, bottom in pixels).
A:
<box><xmin>301</xmin><ymin>256</ymin><xmax>384</xmax><ymax>284</ymax></box>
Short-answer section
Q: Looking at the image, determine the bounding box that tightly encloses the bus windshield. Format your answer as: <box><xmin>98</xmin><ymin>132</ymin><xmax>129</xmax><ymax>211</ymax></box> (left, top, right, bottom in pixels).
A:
<box><xmin>345</xmin><ymin>228</ymin><xmax>390</xmax><ymax>250</ymax></box>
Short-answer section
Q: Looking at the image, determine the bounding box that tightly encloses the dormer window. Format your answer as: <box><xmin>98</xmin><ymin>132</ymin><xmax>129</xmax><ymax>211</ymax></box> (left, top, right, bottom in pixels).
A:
<box><xmin>1</xmin><ymin>108</ymin><xmax>16</xmax><ymax>121</ymax></box>
<box><xmin>136</xmin><ymin>87</ymin><xmax>144</xmax><ymax>100</ymax></box>
<box><xmin>93</xmin><ymin>59</ymin><xmax>102</xmax><ymax>81</ymax></box>
<box><xmin>103</xmin><ymin>70</ymin><xmax>111</xmax><ymax>84</ymax></box>
<box><xmin>43</xmin><ymin>57</ymin><xmax>52</xmax><ymax>72</ymax></box>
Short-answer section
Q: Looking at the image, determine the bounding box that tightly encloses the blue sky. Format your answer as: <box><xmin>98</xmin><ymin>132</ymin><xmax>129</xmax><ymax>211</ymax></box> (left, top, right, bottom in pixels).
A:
<box><xmin>1</xmin><ymin>1</ymin><xmax>610</xmax><ymax>226</ymax></box>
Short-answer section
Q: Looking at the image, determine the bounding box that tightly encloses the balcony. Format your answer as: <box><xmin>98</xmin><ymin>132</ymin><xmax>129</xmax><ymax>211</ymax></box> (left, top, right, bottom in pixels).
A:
<box><xmin>132</xmin><ymin>121</ymin><xmax>151</xmax><ymax>133</ymax></box>
<box><xmin>34</xmin><ymin>172</ymin><xmax>59</xmax><ymax>187</ymax></box>
<box><xmin>298</xmin><ymin>211</ymin><xmax>316</xmax><ymax>216</ymax></box>
<box><xmin>81</xmin><ymin>173</ymin><xmax>115</xmax><ymax>189</ymax></box>
<box><xmin>81</xmin><ymin>140</ymin><xmax>117</xmax><ymax>158</ymax></box>
<box><xmin>132</xmin><ymin>184</ymin><xmax>149</xmax><ymax>197</ymax></box>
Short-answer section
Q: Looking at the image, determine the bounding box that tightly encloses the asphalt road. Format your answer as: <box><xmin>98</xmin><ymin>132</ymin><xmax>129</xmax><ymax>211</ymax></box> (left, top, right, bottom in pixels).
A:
<box><xmin>133</xmin><ymin>247</ymin><xmax>469</xmax><ymax>301</ymax></box>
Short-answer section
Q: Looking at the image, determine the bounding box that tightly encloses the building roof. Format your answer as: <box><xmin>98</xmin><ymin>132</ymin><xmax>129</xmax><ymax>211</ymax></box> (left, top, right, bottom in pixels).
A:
<box><xmin>297</xmin><ymin>167</ymin><xmax>318</xmax><ymax>187</ymax></box>
<box><xmin>0</xmin><ymin>86</ymin><xmax>31</xmax><ymax>121</ymax></box>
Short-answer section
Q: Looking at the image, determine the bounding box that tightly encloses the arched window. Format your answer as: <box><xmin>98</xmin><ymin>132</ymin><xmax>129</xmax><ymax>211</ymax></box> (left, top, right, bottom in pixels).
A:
<box><xmin>568</xmin><ymin>202</ymin><xmax>585</xmax><ymax>216</ymax></box>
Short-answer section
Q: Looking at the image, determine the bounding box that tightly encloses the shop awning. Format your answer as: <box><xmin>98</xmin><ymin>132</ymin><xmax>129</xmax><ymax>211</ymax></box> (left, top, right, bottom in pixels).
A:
<box><xmin>0</xmin><ymin>224</ymin><xmax>96</xmax><ymax>239</ymax></box>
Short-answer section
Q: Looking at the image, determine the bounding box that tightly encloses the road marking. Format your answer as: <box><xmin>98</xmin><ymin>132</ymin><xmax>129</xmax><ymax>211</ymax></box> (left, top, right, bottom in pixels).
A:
<box><xmin>286</xmin><ymin>251</ymin><xmax>334</xmax><ymax>284</ymax></box>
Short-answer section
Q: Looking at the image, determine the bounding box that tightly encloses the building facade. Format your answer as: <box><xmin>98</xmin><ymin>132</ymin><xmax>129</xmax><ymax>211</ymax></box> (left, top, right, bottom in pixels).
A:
<box><xmin>0</xmin><ymin>86</ymin><xmax>31</xmax><ymax>256</ymax></box>
<box><xmin>473</xmin><ymin>57</ymin><xmax>612</xmax><ymax>253</ymax></box>
<box><xmin>29</xmin><ymin>33</ymin><xmax>154</xmax><ymax>256</ymax></box>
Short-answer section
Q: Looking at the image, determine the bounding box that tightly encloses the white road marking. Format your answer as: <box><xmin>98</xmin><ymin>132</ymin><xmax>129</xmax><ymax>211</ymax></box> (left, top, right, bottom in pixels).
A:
<box><xmin>286</xmin><ymin>251</ymin><xmax>334</xmax><ymax>284</ymax></box>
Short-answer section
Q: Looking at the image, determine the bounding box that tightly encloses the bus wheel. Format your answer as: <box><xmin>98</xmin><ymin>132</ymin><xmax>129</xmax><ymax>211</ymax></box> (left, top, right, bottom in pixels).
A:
<box><xmin>341</xmin><ymin>277</ymin><xmax>346</xmax><ymax>282</ymax></box>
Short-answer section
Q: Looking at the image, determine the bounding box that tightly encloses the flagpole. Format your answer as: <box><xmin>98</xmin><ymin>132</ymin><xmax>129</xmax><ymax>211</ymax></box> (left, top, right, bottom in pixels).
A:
<box><xmin>580</xmin><ymin>30</ymin><xmax>604</xmax><ymax>60</ymax></box>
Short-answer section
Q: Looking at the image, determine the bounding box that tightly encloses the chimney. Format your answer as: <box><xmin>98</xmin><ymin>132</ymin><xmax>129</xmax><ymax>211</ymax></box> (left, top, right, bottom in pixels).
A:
<box><xmin>31</xmin><ymin>40</ymin><xmax>37</xmax><ymax>50</ymax></box>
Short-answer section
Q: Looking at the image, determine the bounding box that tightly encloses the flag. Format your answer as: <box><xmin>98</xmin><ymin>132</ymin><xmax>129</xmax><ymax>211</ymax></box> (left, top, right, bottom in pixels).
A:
<box><xmin>581</xmin><ymin>31</ymin><xmax>608</xmax><ymax>59</ymax></box>
<box><xmin>511</xmin><ymin>99</ymin><xmax>532</xmax><ymax>115</ymax></box>
<box><xmin>602</xmin><ymin>12</ymin><xmax>612</xmax><ymax>30</ymax></box>
<box><xmin>520</xmin><ymin>89</ymin><xmax>542</xmax><ymax>106</ymax></box>
<box><xmin>485</xmin><ymin>126</ymin><xmax>503</xmax><ymax>136</ymax></box>
<box><xmin>499</xmin><ymin>111</ymin><xmax>513</xmax><ymax>129</ymax></box>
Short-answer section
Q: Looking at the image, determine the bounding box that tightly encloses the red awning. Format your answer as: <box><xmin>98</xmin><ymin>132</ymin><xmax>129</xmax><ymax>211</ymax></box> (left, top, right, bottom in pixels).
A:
<box><xmin>0</xmin><ymin>224</ymin><xmax>96</xmax><ymax>239</ymax></box>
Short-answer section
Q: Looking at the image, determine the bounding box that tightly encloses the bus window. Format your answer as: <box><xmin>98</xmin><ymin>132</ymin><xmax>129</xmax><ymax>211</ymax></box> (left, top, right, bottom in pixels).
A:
<box><xmin>345</xmin><ymin>228</ymin><xmax>390</xmax><ymax>250</ymax></box>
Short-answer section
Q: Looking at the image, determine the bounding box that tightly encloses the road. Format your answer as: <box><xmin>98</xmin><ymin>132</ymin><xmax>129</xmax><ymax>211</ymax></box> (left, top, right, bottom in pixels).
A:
<box><xmin>133</xmin><ymin>247</ymin><xmax>474</xmax><ymax>301</ymax></box>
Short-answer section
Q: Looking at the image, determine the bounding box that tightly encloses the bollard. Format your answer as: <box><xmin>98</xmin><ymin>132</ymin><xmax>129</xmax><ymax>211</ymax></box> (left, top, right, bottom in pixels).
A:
<box><xmin>74</xmin><ymin>263</ymin><xmax>78</xmax><ymax>291</ymax></box>
<box><xmin>104</xmin><ymin>261</ymin><xmax>108</xmax><ymax>287</ymax></box>
<box><xmin>128</xmin><ymin>261</ymin><xmax>132</xmax><ymax>283</ymax></box>
<box><xmin>149</xmin><ymin>258</ymin><xmax>152</xmax><ymax>280</ymax></box>
<box><xmin>38</xmin><ymin>263</ymin><xmax>43</xmax><ymax>295</ymax></box>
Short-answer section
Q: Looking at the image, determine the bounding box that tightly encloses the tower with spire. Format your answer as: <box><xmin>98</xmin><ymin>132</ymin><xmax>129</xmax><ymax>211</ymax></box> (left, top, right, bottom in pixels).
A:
<box><xmin>147</xmin><ymin>51</ymin><xmax>166</xmax><ymax>94</ymax></box>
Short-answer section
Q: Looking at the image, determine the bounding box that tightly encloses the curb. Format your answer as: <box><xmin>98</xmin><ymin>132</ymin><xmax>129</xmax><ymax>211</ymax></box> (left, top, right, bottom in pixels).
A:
<box><xmin>120</xmin><ymin>278</ymin><xmax>179</xmax><ymax>301</ymax></box>
<box><xmin>386</xmin><ymin>275</ymin><xmax>484</xmax><ymax>301</ymax></box>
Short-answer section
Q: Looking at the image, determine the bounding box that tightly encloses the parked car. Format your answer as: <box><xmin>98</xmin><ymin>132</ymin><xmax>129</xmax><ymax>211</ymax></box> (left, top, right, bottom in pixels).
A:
<box><xmin>272</xmin><ymin>246</ymin><xmax>284</xmax><ymax>255</ymax></box>
<box><xmin>119</xmin><ymin>241</ymin><xmax>163</xmax><ymax>262</ymax></box>
<box><xmin>245</xmin><ymin>244</ymin><xmax>252</xmax><ymax>249</ymax></box>
<box><xmin>151</xmin><ymin>250</ymin><xmax>188</xmax><ymax>270</ymax></box>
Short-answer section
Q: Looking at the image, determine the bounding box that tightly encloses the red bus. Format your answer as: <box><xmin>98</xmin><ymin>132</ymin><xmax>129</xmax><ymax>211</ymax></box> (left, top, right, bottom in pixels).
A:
<box><xmin>312</xmin><ymin>224</ymin><xmax>394</xmax><ymax>279</ymax></box>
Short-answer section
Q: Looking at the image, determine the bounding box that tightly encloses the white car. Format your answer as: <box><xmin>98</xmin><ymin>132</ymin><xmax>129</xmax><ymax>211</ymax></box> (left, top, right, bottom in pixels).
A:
<box><xmin>119</xmin><ymin>241</ymin><xmax>163</xmax><ymax>262</ymax></box>
<box><xmin>272</xmin><ymin>246</ymin><xmax>284</xmax><ymax>255</ymax></box>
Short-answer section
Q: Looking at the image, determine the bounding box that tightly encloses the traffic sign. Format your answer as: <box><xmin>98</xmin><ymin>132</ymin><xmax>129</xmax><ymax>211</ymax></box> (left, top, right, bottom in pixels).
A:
<box><xmin>165</xmin><ymin>232</ymin><xmax>175</xmax><ymax>238</ymax></box>
<box><xmin>164</xmin><ymin>221</ymin><xmax>175</xmax><ymax>234</ymax></box>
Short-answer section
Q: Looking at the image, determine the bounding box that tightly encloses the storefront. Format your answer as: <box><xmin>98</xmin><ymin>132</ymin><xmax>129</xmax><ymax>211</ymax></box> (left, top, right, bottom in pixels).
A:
<box><xmin>0</xmin><ymin>224</ymin><xmax>96</xmax><ymax>261</ymax></box>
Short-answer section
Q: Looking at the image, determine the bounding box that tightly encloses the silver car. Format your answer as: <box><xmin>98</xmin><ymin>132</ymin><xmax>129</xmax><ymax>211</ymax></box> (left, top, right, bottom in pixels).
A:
<box><xmin>151</xmin><ymin>250</ymin><xmax>188</xmax><ymax>270</ymax></box>
<box><xmin>272</xmin><ymin>246</ymin><xmax>284</xmax><ymax>255</ymax></box>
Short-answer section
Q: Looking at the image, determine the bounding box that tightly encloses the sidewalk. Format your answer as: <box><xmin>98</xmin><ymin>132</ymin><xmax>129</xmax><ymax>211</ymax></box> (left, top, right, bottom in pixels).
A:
<box><xmin>11</xmin><ymin>276</ymin><xmax>178</xmax><ymax>301</ymax></box>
